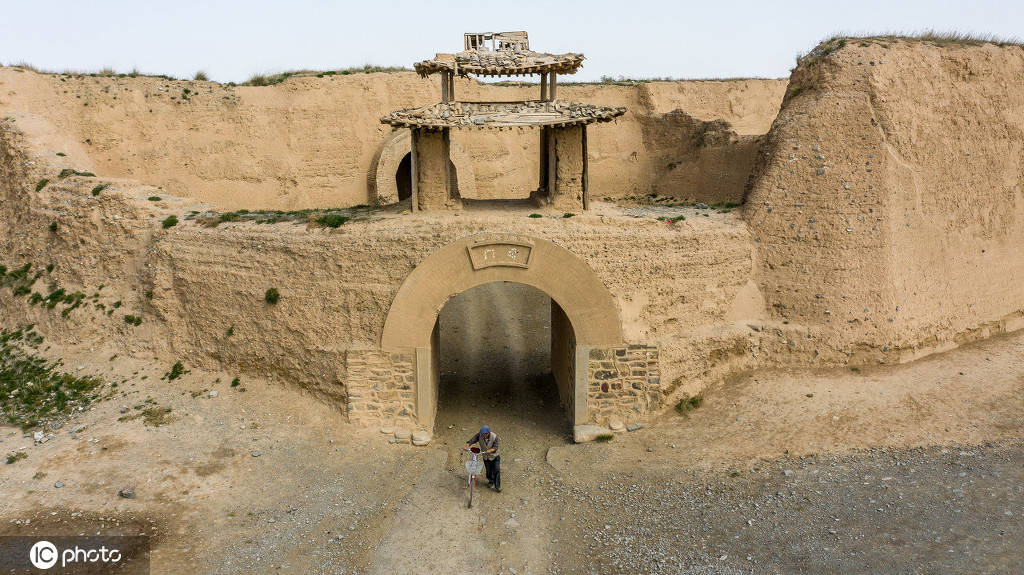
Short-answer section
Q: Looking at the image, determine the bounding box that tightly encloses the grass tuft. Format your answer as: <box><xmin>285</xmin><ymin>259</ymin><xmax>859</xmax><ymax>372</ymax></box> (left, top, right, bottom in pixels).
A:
<box><xmin>164</xmin><ymin>361</ymin><xmax>187</xmax><ymax>381</ymax></box>
<box><xmin>264</xmin><ymin>288</ymin><xmax>280</xmax><ymax>304</ymax></box>
<box><xmin>1</xmin><ymin>325</ymin><xmax>105</xmax><ymax>429</ymax></box>
<box><xmin>161</xmin><ymin>215</ymin><xmax>178</xmax><ymax>229</ymax></box>
<box><xmin>595</xmin><ymin>433</ymin><xmax>614</xmax><ymax>442</ymax></box>
<box><xmin>315</xmin><ymin>214</ymin><xmax>349</xmax><ymax>228</ymax></box>
<box><xmin>675</xmin><ymin>394</ymin><xmax>704</xmax><ymax>416</ymax></box>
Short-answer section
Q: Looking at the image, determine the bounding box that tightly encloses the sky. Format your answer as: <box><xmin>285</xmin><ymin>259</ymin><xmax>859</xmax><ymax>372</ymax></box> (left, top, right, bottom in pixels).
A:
<box><xmin>1</xmin><ymin>0</ymin><xmax>1021</xmax><ymax>83</ymax></box>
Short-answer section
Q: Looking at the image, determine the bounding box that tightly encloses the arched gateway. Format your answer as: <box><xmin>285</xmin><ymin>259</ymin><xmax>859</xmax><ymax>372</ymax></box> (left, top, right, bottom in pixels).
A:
<box><xmin>380</xmin><ymin>233</ymin><xmax>624</xmax><ymax>430</ymax></box>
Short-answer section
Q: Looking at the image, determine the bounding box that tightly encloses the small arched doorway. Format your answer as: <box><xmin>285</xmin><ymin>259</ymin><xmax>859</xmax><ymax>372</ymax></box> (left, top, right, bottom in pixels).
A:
<box><xmin>395</xmin><ymin>152</ymin><xmax>459</xmax><ymax>203</ymax></box>
<box><xmin>396</xmin><ymin>153</ymin><xmax>412</xmax><ymax>201</ymax></box>
<box><xmin>370</xmin><ymin>129</ymin><xmax>478</xmax><ymax>205</ymax></box>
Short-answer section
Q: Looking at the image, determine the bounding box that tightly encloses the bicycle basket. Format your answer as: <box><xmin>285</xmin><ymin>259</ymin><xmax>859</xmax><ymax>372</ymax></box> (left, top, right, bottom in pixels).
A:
<box><xmin>466</xmin><ymin>459</ymin><xmax>484</xmax><ymax>475</ymax></box>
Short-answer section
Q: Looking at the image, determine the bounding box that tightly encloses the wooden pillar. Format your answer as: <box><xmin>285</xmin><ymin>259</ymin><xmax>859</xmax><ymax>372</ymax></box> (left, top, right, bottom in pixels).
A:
<box><xmin>539</xmin><ymin>125</ymin><xmax>549</xmax><ymax>190</ymax></box>
<box><xmin>549</xmin><ymin>72</ymin><xmax>557</xmax><ymax>101</ymax></box>
<box><xmin>448</xmin><ymin>72</ymin><xmax>455</xmax><ymax>101</ymax></box>
<box><xmin>441</xmin><ymin>73</ymin><xmax>449</xmax><ymax>103</ymax></box>
<box><xmin>581</xmin><ymin>125</ymin><xmax>589</xmax><ymax>210</ymax></box>
<box><xmin>410</xmin><ymin>128</ymin><xmax>420</xmax><ymax>211</ymax></box>
<box><xmin>540</xmin><ymin>72</ymin><xmax>548</xmax><ymax>101</ymax></box>
<box><xmin>546</xmin><ymin>126</ymin><xmax>556</xmax><ymax>202</ymax></box>
<box><xmin>442</xmin><ymin>127</ymin><xmax>452</xmax><ymax>204</ymax></box>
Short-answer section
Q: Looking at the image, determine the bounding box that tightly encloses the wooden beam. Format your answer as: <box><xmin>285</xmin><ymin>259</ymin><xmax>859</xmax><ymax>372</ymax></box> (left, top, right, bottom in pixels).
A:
<box><xmin>540</xmin><ymin>72</ymin><xmax>547</xmax><ymax>101</ymax></box>
<box><xmin>440</xmin><ymin>73</ymin><xmax>449</xmax><ymax>103</ymax></box>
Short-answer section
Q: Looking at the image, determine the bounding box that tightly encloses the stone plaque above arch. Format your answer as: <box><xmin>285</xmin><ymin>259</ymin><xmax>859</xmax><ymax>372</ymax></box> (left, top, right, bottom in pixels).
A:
<box><xmin>467</xmin><ymin>234</ymin><xmax>535</xmax><ymax>270</ymax></box>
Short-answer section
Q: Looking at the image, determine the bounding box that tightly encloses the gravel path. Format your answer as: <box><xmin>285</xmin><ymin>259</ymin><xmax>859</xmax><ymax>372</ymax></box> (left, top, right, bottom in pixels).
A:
<box><xmin>2</xmin><ymin>286</ymin><xmax>1021</xmax><ymax>574</ymax></box>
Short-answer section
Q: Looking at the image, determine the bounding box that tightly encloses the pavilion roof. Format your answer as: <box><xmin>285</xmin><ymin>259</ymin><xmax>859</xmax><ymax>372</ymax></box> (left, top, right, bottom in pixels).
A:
<box><xmin>381</xmin><ymin>100</ymin><xmax>626</xmax><ymax>130</ymax></box>
<box><xmin>414</xmin><ymin>51</ymin><xmax>585</xmax><ymax>78</ymax></box>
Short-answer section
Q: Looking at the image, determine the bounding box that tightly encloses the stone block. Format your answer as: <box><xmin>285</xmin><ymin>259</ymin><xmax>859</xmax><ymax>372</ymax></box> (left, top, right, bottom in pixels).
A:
<box><xmin>573</xmin><ymin>425</ymin><xmax>612</xmax><ymax>443</ymax></box>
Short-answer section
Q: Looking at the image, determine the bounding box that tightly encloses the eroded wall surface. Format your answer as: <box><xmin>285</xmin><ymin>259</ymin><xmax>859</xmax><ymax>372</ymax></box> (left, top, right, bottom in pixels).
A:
<box><xmin>745</xmin><ymin>40</ymin><xmax>1024</xmax><ymax>364</ymax></box>
<box><xmin>0</xmin><ymin>68</ymin><xmax>786</xmax><ymax>209</ymax></box>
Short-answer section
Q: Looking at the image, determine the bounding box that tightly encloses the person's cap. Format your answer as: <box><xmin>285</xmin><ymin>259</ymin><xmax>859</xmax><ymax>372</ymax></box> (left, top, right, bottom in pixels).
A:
<box><xmin>480</xmin><ymin>425</ymin><xmax>490</xmax><ymax>435</ymax></box>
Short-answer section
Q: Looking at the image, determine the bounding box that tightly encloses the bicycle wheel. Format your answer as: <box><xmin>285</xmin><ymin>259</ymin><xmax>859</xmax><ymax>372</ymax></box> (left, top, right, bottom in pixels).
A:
<box><xmin>468</xmin><ymin>475</ymin><xmax>475</xmax><ymax>508</ymax></box>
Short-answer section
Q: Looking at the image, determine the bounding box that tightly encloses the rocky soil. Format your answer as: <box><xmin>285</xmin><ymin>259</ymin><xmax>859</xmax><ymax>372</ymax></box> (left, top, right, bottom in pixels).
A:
<box><xmin>1</xmin><ymin>291</ymin><xmax>1021</xmax><ymax>573</ymax></box>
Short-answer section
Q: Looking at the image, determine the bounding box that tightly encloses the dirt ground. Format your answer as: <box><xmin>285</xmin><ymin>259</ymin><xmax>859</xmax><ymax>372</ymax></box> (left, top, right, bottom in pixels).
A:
<box><xmin>2</xmin><ymin>287</ymin><xmax>1022</xmax><ymax>573</ymax></box>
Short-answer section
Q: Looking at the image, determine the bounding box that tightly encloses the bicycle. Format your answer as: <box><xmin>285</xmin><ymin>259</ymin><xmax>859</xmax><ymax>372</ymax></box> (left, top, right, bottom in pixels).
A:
<box><xmin>462</xmin><ymin>447</ymin><xmax>485</xmax><ymax>508</ymax></box>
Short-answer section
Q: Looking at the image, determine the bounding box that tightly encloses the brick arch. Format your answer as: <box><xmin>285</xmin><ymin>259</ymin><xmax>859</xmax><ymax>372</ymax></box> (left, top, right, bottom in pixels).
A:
<box><xmin>381</xmin><ymin>233</ymin><xmax>622</xmax><ymax>349</ymax></box>
<box><xmin>369</xmin><ymin>129</ymin><xmax>477</xmax><ymax>205</ymax></box>
<box><xmin>380</xmin><ymin>233</ymin><xmax>623</xmax><ymax>429</ymax></box>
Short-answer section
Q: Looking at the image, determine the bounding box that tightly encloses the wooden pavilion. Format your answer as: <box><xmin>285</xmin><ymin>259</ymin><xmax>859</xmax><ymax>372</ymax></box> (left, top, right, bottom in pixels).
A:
<box><xmin>381</xmin><ymin>31</ymin><xmax>626</xmax><ymax>210</ymax></box>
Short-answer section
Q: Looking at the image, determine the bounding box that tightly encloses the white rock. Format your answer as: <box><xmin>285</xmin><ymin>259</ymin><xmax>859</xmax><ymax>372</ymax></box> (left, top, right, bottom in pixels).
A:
<box><xmin>208</xmin><ymin>390</ymin><xmax>218</xmax><ymax>398</ymax></box>
<box><xmin>394</xmin><ymin>429</ymin><xmax>412</xmax><ymax>443</ymax></box>
<box><xmin>607</xmin><ymin>417</ymin><xmax>625</xmax><ymax>432</ymax></box>
<box><xmin>573</xmin><ymin>425</ymin><xmax>612</xmax><ymax>443</ymax></box>
<box><xmin>411</xmin><ymin>430</ymin><xmax>431</xmax><ymax>446</ymax></box>
<box><xmin>380</xmin><ymin>426</ymin><xmax>395</xmax><ymax>435</ymax></box>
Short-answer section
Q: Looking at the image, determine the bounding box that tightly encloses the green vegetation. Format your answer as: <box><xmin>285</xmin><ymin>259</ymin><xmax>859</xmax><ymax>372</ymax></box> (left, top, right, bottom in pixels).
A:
<box><xmin>562</xmin><ymin>213</ymin><xmax>575</xmax><ymax>218</ymax></box>
<box><xmin>35</xmin><ymin>179</ymin><xmax>48</xmax><ymax>192</ymax></box>
<box><xmin>123</xmin><ymin>314</ymin><xmax>142</xmax><ymax>326</ymax></box>
<box><xmin>528</xmin><ymin>213</ymin><xmax>542</xmax><ymax>218</ymax></box>
<box><xmin>1</xmin><ymin>325</ymin><xmax>105</xmax><ymax>429</ymax></box>
<box><xmin>119</xmin><ymin>400</ymin><xmax>173</xmax><ymax>426</ymax></box>
<box><xmin>165</xmin><ymin>361</ymin><xmax>187</xmax><ymax>381</ymax></box>
<box><xmin>1</xmin><ymin>263</ymin><xmax>40</xmax><ymax>298</ymax></box>
<box><xmin>144</xmin><ymin>290</ymin><xmax>154</xmax><ymax>300</ymax></box>
<box><xmin>805</xmin><ymin>31</ymin><xmax>1024</xmax><ymax>64</ymax></box>
<box><xmin>147</xmin><ymin>196</ymin><xmax>162</xmax><ymax>201</ymax></box>
<box><xmin>315</xmin><ymin>213</ymin><xmax>349</xmax><ymax>228</ymax></box>
<box><xmin>161</xmin><ymin>215</ymin><xmax>178</xmax><ymax>229</ymax></box>
<box><xmin>243</xmin><ymin>65</ymin><xmax>408</xmax><ymax>86</ymax></box>
<box><xmin>91</xmin><ymin>184</ymin><xmax>107</xmax><ymax>196</ymax></box>
<box><xmin>5</xmin><ymin>452</ymin><xmax>28</xmax><ymax>464</ymax></box>
<box><xmin>55</xmin><ymin>152</ymin><xmax>66</xmax><ymax>157</ymax></box>
<box><xmin>595</xmin><ymin>434</ymin><xmax>614</xmax><ymax>442</ymax></box>
<box><xmin>193</xmin><ymin>71</ymin><xmax>209</xmax><ymax>81</ymax></box>
<box><xmin>57</xmin><ymin>168</ymin><xmax>95</xmax><ymax>178</ymax></box>
<box><xmin>675</xmin><ymin>394</ymin><xmax>704</xmax><ymax>416</ymax></box>
<box><xmin>142</xmin><ymin>407</ymin><xmax>173</xmax><ymax>426</ymax></box>
<box><xmin>190</xmin><ymin>206</ymin><xmax>376</xmax><ymax>227</ymax></box>
<box><xmin>264</xmin><ymin>288</ymin><xmax>280</xmax><ymax>304</ymax></box>
<box><xmin>230</xmin><ymin>377</ymin><xmax>240</xmax><ymax>388</ymax></box>
<box><xmin>225</xmin><ymin>325</ymin><xmax>234</xmax><ymax>337</ymax></box>
<box><xmin>48</xmin><ymin>222</ymin><xmax>57</xmax><ymax>233</ymax></box>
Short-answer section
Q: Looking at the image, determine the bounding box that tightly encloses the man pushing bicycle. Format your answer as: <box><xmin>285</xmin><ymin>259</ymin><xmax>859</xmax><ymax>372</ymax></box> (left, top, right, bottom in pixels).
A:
<box><xmin>464</xmin><ymin>425</ymin><xmax>501</xmax><ymax>493</ymax></box>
